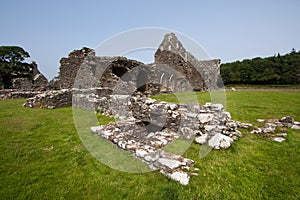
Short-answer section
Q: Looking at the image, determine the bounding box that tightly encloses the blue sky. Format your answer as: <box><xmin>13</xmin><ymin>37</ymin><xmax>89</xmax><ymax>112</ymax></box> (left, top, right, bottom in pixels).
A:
<box><xmin>1</xmin><ymin>0</ymin><xmax>300</xmax><ymax>79</ymax></box>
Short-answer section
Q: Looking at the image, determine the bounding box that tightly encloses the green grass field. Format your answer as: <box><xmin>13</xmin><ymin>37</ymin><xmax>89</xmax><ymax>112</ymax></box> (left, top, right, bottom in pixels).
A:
<box><xmin>0</xmin><ymin>90</ymin><xmax>299</xmax><ymax>199</ymax></box>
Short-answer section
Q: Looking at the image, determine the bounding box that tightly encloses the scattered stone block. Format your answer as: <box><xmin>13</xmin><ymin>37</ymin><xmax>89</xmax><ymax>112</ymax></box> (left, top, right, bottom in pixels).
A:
<box><xmin>279</xmin><ymin>116</ymin><xmax>294</xmax><ymax>124</ymax></box>
<box><xmin>195</xmin><ymin>134</ymin><xmax>208</xmax><ymax>144</ymax></box>
<box><xmin>251</xmin><ymin>128</ymin><xmax>262</xmax><ymax>134</ymax></box>
<box><xmin>273</xmin><ymin>137</ymin><xmax>286</xmax><ymax>143</ymax></box>
<box><xmin>291</xmin><ymin>125</ymin><xmax>300</xmax><ymax>130</ymax></box>
<box><xmin>197</xmin><ymin>113</ymin><xmax>214</xmax><ymax>124</ymax></box>
<box><xmin>274</xmin><ymin>133</ymin><xmax>287</xmax><ymax>137</ymax></box>
<box><xmin>169</xmin><ymin>171</ymin><xmax>190</xmax><ymax>186</ymax></box>
<box><xmin>208</xmin><ymin>133</ymin><xmax>233</xmax><ymax>149</ymax></box>
<box><xmin>157</xmin><ymin>158</ymin><xmax>184</xmax><ymax>169</ymax></box>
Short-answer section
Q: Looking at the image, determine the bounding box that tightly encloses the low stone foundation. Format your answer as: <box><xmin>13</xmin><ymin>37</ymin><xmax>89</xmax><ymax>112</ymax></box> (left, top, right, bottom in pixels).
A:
<box><xmin>23</xmin><ymin>89</ymin><xmax>72</xmax><ymax>109</ymax></box>
<box><xmin>0</xmin><ymin>89</ymin><xmax>42</xmax><ymax>100</ymax></box>
<box><xmin>89</xmin><ymin>95</ymin><xmax>251</xmax><ymax>185</ymax></box>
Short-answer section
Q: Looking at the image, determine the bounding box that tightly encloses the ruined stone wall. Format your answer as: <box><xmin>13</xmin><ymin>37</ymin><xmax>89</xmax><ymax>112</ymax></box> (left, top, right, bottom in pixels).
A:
<box><xmin>12</xmin><ymin>78</ymin><xmax>33</xmax><ymax>90</ymax></box>
<box><xmin>9</xmin><ymin>61</ymin><xmax>48</xmax><ymax>91</ymax></box>
<box><xmin>51</xmin><ymin>46</ymin><xmax>147</xmax><ymax>91</ymax></box>
<box><xmin>98</xmin><ymin>57</ymin><xmax>146</xmax><ymax>88</ymax></box>
<box><xmin>0</xmin><ymin>89</ymin><xmax>42</xmax><ymax>100</ymax></box>
<box><xmin>31</xmin><ymin>62</ymin><xmax>48</xmax><ymax>90</ymax></box>
<box><xmin>154</xmin><ymin>33</ymin><xmax>221</xmax><ymax>91</ymax></box>
<box><xmin>187</xmin><ymin>53</ymin><xmax>221</xmax><ymax>90</ymax></box>
<box><xmin>73</xmin><ymin>55</ymin><xmax>148</xmax><ymax>93</ymax></box>
<box><xmin>154</xmin><ymin>50</ymin><xmax>207</xmax><ymax>91</ymax></box>
<box><xmin>52</xmin><ymin>47</ymin><xmax>95</xmax><ymax>89</ymax></box>
<box><xmin>32</xmin><ymin>73</ymin><xmax>48</xmax><ymax>90</ymax></box>
<box><xmin>23</xmin><ymin>89</ymin><xmax>72</xmax><ymax>109</ymax></box>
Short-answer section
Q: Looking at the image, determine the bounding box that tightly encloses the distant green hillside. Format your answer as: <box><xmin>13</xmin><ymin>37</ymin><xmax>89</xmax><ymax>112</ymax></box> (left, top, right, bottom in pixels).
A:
<box><xmin>220</xmin><ymin>49</ymin><xmax>300</xmax><ymax>85</ymax></box>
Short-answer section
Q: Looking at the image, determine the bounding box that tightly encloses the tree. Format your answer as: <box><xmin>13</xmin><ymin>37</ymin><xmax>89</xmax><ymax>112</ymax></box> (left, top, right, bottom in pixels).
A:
<box><xmin>0</xmin><ymin>46</ymin><xmax>33</xmax><ymax>88</ymax></box>
<box><xmin>220</xmin><ymin>50</ymin><xmax>300</xmax><ymax>85</ymax></box>
<box><xmin>291</xmin><ymin>48</ymin><xmax>296</xmax><ymax>54</ymax></box>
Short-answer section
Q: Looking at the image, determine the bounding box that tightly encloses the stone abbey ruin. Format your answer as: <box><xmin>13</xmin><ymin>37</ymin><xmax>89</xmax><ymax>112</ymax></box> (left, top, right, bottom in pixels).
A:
<box><xmin>2</xmin><ymin>33</ymin><xmax>297</xmax><ymax>185</ymax></box>
<box><xmin>20</xmin><ymin>33</ymin><xmax>222</xmax><ymax>109</ymax></box>
<box><xmin>2</xmin><ymin>33</ymin><xmax>220</xmax><ymax>104</ymax></box>
<box><xmin>51</xmin><ymin>32</ymin><xmax>221</xmax><ymax>93</ymax></box>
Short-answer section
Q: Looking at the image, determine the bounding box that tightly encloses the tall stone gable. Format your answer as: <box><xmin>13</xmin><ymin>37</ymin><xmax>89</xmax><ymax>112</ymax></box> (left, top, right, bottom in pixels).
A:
<box><xmin>154</xmin><ymin>33</ymin><xmax>221</xmax><ymax>91</ymax></box>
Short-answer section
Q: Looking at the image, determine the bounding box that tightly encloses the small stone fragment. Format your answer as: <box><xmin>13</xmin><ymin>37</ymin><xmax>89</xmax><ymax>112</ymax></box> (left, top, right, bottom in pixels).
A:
<box><xmin>232</xmin><ymin>135</ymin><xmax>238</xmax><ymax>141</ymax></box>
<box><xmin>208</xmin><ymin>133</ymin><xmax>233</xmax><ymax>149</ymax></box>
<box><xmin>273</xmin><ymin>137</ymin><xmax>285</xmax><ymax>143</ymax></box>
<box><xmin>263</xmin><ymin>123</ymin><xmax>277</xmax><ymax>133</ymax></box>
<box><xmin>90</xmin><ymin>126</ymin><xmax>102</xmax><ymax>133</ymax></box>
<box><xmin>170</xmin><ymin>171</ymin><xmax>190</xmax><ymax>185</ymax></box>
<box><xmin>263</xmin><ymin>127</ymin><xmax>275</xmax><ymax>133</ymax></box>
<box><xmin>169</xmin><ymin>104</ymin><xmax>178</xmax><ymax>111</ymax></box>
<box><xmin>157</xmin><ymin>158</ymin><xmax>184</xmax><ymax>169</ymax></box>
<box><xmin>279</xmin><ymin>116</ymin><xmax>294</xmax><ymax>124</ymax></box>
<box><xmin>135</xmin><ymin>149</ymin><xmax>148</xmax><ymax>158</ymax></box>
<box><xmin>275</xmin><ymin>133</ymin><xmax>287</xmax><ymax>137</ymax></box>
<box><xmin>204</xmin><ymin>125</ymin><xmax>217</xmax><ymax>132</ymax></box>
<box><xmin>250</xmin><ymin>128</ymin><xmax>262</xmax><ymax>134</ymax></box>
<box><xmin>195</xmin><ymin>134</ymin><xmax>208</xmax><ymax>144</ymax></box>
<box><xmin>197</xmin><ymin>113</ymin><xmax>214</xmax><ymax>124</ymax></box>
<box><xmin>257</xmin><ymin>119</ymin><xmax>265</xmax><ymax>123</ymax></box>
<box><xmin>291</xmin><ymin>125</ymin><xmax>300</xmax><ymax>130</ymax></box>
<box><xmin>239</xmin><ymin>122</ymin><xmax>252</xmax><ymax>129</ymax></box>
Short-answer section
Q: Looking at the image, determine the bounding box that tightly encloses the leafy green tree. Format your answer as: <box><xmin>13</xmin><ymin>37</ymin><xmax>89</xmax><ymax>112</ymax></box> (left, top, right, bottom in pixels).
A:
<box><xmin>220</xmin><ymin>49</ymin><xmax>300</xmax><ymax>85</ymax></box>
<box><xmin>0</xmin><ymin>46</ymin><xmax>33</xmax><ymax>88</ymax></box>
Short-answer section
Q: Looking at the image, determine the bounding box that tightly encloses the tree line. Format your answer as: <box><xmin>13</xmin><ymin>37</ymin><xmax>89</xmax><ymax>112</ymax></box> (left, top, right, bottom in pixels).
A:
<box><xmin>220</xmin><ymin>49</ymin><xmax>300</xmax><ymax>85</ymax></box>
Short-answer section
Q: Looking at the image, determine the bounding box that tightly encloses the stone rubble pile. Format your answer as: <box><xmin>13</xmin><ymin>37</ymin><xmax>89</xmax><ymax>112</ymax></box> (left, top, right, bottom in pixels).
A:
<box><xmin>251</xmin><ymin>116</ymin><xmax>299</xmax><ymax>142</ymax></box>
<box><xmin>90</xmin><ymin>96</ymin><xmax>252</xmax><ymax>185</ymax></box>
<box><xmin>91</xmin><ymin>119</ymin><xmax>196</xmax><ymax>185</ymax></box>
<box><xmin>23</xmin><ymin>89</ymin><xmax>72</xmax><ymax>109</ymax></box>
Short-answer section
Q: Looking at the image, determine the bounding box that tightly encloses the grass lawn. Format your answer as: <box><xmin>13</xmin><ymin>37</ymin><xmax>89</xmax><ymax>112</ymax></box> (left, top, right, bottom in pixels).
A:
<box><xmin>0</xmin><ymin>90</ymin><xmax>299</xmax><ymax>199</ymax></box>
